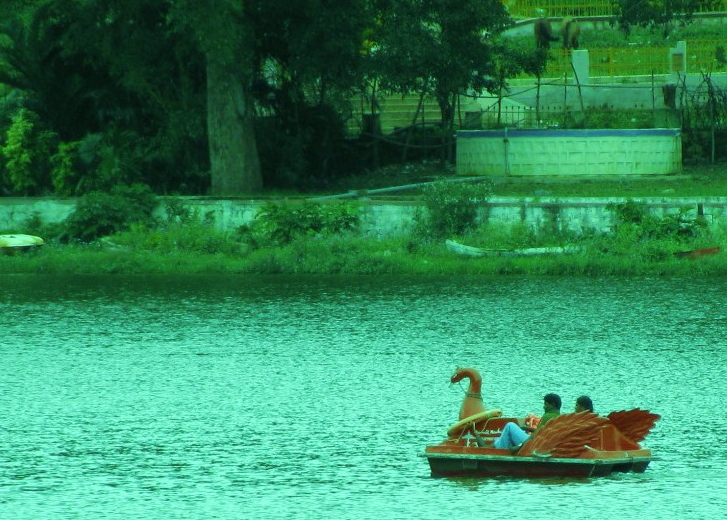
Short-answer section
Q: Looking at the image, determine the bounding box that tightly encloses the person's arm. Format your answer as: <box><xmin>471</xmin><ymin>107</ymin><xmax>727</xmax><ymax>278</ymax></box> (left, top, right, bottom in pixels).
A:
<box><xmin>518</xmin><ymin>416</ymin><xmax>536</xmax><ymax>433</ymax></box>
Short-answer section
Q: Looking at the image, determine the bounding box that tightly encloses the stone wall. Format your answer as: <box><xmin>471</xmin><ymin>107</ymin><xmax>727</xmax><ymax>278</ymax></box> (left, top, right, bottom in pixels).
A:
<box><xmin>3</xmin><ymin>196</ymin><xmax>727</xmax><ymax>237</ymax></box>
<box><xmin>0</xmin><ymin>198</ymin><xmax>77</xmax><ymax>230</ymax></box>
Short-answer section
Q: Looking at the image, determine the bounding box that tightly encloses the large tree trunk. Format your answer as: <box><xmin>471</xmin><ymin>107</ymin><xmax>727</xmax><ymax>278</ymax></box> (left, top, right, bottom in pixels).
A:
<box><xmin>206</xmin><ymin>59</ymin><xmax>262</xmax><ymax>195</ymax></box>
<box><xmin>437</xmin><ymin>93</ymin><xmax>456</xmax><ymax>164</ymax></box>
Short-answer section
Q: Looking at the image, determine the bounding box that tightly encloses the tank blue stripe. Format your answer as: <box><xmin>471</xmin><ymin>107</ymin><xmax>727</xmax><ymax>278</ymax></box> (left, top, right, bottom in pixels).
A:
<box><xmin>457</xmin><ymin>129</ymin><xmax>680</xmax><ymax>138</ymax></box>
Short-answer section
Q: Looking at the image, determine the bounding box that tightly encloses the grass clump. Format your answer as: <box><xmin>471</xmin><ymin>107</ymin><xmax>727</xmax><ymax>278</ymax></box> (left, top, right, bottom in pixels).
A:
<box><xmin>3</xmin><ymin>221</ymin><xmax>727</xmax><ymax>277</ymax></box>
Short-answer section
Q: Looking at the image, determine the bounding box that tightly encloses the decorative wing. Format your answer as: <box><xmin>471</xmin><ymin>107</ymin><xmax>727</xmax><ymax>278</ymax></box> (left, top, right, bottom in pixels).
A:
<box><xmin>606</xmin><ymin>409</ymin><xmax>661</xmax><ymax>443</ymax></box>
<box><xmin>519</xmin><ymin>412</ymin><xmax>609</xmax><ymax>458</ymax></box>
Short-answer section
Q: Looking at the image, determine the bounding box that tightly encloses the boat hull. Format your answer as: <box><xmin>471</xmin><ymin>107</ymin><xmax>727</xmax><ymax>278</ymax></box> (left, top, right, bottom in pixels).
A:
<box><xmin>0</xmin><ymin>234</ymin><xmax>44</xmax><ymax>255</ymax></box>
<box><xmin>673</xmin><ymin>246</ymin><xmax>720</xmax><ymax>259</ymax></box>
<box><xmin>425</xmin><ymin>446</ymin><xmax>653</xmax><ymax>478</ymax></box>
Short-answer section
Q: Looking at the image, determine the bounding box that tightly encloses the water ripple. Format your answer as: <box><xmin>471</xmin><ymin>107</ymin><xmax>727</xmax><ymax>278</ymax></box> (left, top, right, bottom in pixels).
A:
<box><xmin>2</xmin><ymin>275</ymin><xmax>727</xmax><ymax>519</ymax></box>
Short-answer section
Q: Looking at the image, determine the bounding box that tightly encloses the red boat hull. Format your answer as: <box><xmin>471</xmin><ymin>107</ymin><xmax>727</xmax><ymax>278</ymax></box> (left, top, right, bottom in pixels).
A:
<box><xmin>673</xmin><ymin>246</ymin><xmax>721</xmax><ymax>259</ymax></box>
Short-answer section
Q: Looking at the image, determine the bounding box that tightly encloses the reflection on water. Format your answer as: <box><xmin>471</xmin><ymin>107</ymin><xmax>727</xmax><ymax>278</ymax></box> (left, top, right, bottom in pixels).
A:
<box><xmin>2</xmin><ymin>275</ymin><xmax>726</xmax><ymax>519</ymax></box>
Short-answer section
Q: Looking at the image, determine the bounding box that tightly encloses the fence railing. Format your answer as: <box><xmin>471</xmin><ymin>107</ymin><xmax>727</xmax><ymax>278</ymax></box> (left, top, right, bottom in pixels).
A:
<box><xmin>506</xmin><ymin>0</ymin><xmax>613</xmax><ymax>18</ymax></box>
<box><xmin>535</xmin><ymin>40</ymin><xmax>726</xmax><ymax>78</ymax></box>
<box><xmin>506</xmin><ymin>0</ymin><xmax>727</xmax><ymax>18</ymax></box>
<box><xmin>462</xmin><ymin>103</ymin><xmax>668</xmax><ymax>130</ymax></box>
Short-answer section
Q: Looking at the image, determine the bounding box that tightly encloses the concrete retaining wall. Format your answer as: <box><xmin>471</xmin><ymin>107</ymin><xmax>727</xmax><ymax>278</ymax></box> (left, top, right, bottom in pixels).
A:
<box><xmin>3</xmin><ymin>195</ymin><xmax>727</xmax><ymax>237</ymax></box>
<box><xmin>456</xmin><ymin>128</ymin><xmax>682</xmax><ymax>177</ymax></box>
<box><xmin>0</xmin><ymin>198</ymin><xmax>77</xmax><ymax>229</ymax></box>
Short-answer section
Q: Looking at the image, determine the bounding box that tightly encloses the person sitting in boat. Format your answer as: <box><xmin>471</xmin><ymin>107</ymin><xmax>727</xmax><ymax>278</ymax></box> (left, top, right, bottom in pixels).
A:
<box><xmin>575</xmin><ymin>395</ymin><xmax>593</xmax><ymax>413</ymax></box>
<box><xmin>493</xmin><ymin>393</ymin><xmax>562</xmax><ymax>452</ymax></box>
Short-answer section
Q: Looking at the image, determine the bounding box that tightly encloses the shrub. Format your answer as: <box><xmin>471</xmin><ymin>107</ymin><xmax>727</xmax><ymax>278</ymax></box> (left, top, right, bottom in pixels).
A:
<box><xmin>50</xmin><ymin>141</ymin><xmax>81</xmax><ymax>195</ymax></box>
<box><xmin>607</xmin><ymin>199</ymin><xmax>706</xmax><ymax>241</ymax></box>
<box><xmin>1</xmin><ymin>108</ymin><xmax>58</xmax><ymax>195</ymax></box>
<box><xmin>256</xmin><ymin>103</ymin><xmax>359</xmax><ymax>189</ymax></box>
<box><xmin>61</xmin><ymin>184</ymin><xmax>158</xmax><ymax>242</ymax></box>
<box><xmin>244</xmin><ymin>201</ymin><xmax>361</xmax><ymax>246</ymax></box>
<box><xmin>417</xmin><ymin>180</ymin><xmax>493</xmax><ymax>239</ymax></box>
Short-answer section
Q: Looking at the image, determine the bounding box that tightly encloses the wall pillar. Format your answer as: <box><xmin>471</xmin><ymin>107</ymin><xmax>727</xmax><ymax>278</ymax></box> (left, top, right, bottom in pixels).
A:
<box><xmin>571</xmin><ymin>49</ymin><xmax>590</xmax><ymax>85</ymax></box>
<box><xmin>669</xmin><ymin>41</ymin><xmax>687</xmax><ymax>76</ymax></box>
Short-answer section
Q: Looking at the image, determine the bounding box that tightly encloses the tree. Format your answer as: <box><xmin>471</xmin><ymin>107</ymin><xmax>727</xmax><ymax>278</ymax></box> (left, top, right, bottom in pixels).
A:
<box><xmin>246</xmin><ymin>0</ymin><xmax>371</xmax><ymax>187</ymax></box>
<box><xmin>0</xmin><ymin>0</ymin><xmax>210</xmax><ymax>194</ymax></box>
<box><xmin>0</xmin><ymin>0</ymin><xmax>262</xmax><ymax>195</ymax></box>
<box><xmin>0</xmin><ymin>1</ymin><xmax>112</xmax><ymax>142</ymax></box>
<box><xmin>611</xmin><ymin>0</ymin><xmax>700</xmax><ymax>36</ymax></box>
<box><xmin>367</xmin><ymin>0</ymin><xmax>512</xmax><ymax>161</ymax></box>
<box><xmin>168</xmin><ymin>0</ymin><xmax>262</xmax><ymax>194</ymax></box>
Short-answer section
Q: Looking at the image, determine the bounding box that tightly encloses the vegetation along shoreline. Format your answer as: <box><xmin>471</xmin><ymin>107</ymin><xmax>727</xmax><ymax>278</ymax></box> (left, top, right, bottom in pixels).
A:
<box><xmin>3</xmin><ymin>165</ymin><xmax>727</xmax><ymax>277</ymax></box>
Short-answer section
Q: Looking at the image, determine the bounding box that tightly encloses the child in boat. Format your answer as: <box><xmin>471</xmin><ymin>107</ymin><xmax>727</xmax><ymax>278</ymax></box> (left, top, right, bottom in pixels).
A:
<box><xmin>493</xmin><ymin>393</ymin><xmax>561</xmax><ymax>452</ymax></box>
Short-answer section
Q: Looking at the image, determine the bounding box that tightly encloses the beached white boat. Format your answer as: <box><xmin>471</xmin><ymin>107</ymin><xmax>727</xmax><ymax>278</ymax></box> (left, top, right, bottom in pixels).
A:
<box><xmin>445</xmin><ymin>239</ymin><xmax>579</xmax><ymax>258</ymax></box>
<box><xmin>0</xmin><ymin>234</ymin><xmax>44</xmax><ymax>254</ymax></box>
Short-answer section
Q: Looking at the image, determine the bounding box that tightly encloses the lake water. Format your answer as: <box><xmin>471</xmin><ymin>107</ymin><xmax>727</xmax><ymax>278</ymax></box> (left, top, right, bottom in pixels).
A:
<box><xmin>2</xmin><ymin>274</ymin><xmax>726</xmax><ymax>519</ymax></box>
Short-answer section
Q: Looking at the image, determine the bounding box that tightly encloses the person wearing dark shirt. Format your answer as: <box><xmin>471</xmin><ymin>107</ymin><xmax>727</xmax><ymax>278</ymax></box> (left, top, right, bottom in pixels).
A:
<box><xmin>575</xmin><ymin>395</ymin><xmax>594</xmax><ymax>413</ymax></box>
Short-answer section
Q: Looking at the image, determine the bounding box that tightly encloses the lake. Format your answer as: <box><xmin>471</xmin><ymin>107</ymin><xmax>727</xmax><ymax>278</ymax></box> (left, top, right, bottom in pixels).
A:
<box><xmin>2</xmin><ymin>274</ymin><xmax>726</xmax><ymax>519</ymax></box>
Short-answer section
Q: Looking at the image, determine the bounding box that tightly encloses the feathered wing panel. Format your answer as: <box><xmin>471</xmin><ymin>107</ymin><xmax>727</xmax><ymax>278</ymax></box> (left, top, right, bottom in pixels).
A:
<box><xmin>606</xmin><ymin>409</ymin><xmax>661</xmax><ymax>443</ymax></box>
<box><xmin>519</xmin><ymin>413</ymin><xmax>609</xmax><ymax>458</ymax></box>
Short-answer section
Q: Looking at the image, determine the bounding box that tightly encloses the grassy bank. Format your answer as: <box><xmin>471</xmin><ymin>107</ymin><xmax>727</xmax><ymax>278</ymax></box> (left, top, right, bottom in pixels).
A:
<box><xmin>322</xmin><ymin>162</ymin><xmax>727</xmax><ymax>200</ymax></box>
<box><xmin>3</xmin><ymin>225</ymin><xmax>727</xmax><ymax>277</ymax></box>
<box><xmin>3</xmin><ymin>164</ymin><xmax>727</xmax><ymax>277</ymax></box>
<box><xmin>491</xmin><ymin>164</ymin><xmax>727</xmax><ymax>199</ymax></box>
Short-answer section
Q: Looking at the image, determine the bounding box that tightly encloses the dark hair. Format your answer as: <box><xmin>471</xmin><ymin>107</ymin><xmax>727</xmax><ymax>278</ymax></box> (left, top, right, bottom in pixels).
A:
<box><xmin>543</xmin><ymin>393</ymin><xmax>562</xmax><ymax>410</ymax></box>
<box><xmin>576</xmin><ymin>395</ymin><xmax>594</xmax><ymax>412</ymax></box>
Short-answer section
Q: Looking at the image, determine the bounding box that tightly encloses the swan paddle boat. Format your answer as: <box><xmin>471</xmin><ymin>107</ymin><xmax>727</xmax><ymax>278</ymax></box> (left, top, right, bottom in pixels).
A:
<box><xmin>0</xmin><ymin>234</ymin><xmax>44</xmax><ymax>255</ymax></box>
<box><xmin>424</xmin><ymin>367</ymin><xmax>660</xmax><ymax>479</ymax></box>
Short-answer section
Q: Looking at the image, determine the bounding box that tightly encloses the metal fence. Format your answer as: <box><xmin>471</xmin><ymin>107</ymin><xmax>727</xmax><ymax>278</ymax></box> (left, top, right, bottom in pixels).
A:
<box><xmin>507</xmin><ymin>0</ymin><xmax>612</xmax><ymax>18</ymax></box>
<box><xmin>536</xmin><ymin>40</ymin><xmax>726</xmax><ymax>78</ymax></box>
<box><xmin>507</xmin><ymin>0</ymin><xmax>727</xmax><ymax>18</ymax></box>
<box><xmin>459</xmin><ymin>102</ymin><xmax>668</xmax><ymax>130</ymax></box>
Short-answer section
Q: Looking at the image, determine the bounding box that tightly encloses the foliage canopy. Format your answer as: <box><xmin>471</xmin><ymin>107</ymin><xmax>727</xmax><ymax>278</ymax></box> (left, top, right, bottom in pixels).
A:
<box><xmin>0</xmin><ymin>0</ymin><xmax>528</xmax><ymax>197</ymax></box>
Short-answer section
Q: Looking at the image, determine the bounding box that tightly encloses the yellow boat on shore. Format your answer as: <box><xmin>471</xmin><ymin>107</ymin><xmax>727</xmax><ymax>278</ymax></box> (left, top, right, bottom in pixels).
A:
<box><xmin>0</xmin><ymin>234</ymin><xmax>44</xmax><ymax>254</ymax></box>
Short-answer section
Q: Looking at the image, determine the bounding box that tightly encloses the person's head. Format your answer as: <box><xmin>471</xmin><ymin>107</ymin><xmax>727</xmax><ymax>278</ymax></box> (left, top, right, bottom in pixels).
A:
<box><xmin>543</xmin><ymin>393</ymin><xmax>562</xmax><ymax>412</ymax></box>
<box><xmin>575</xmin><ymin>395</ymin><xmax>594</xmax><ymax>413</ymax></box>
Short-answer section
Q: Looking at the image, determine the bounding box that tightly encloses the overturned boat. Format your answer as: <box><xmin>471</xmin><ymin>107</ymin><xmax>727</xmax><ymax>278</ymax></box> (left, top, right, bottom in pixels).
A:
<box><xmin>424</xmin><ymin>367</ymin><xmax>660</xmax><ymax>479</ymax></box>
<box><xmin>0</xmin><ymin>234</ymin><xmax>44</xmax><ymax>255</ymax></box>
<box><xmin>445</xmin><ymin>239</ymin><xmax>580</xmax><ymax>258</ymax></box>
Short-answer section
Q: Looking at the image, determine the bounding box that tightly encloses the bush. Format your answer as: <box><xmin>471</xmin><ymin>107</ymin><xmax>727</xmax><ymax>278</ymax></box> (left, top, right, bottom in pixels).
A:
<box><xmin>416</xmin><ymin>180</ymin><xmax>493</xmax><ymax>239</ymax></box>
<box><xmin>61</xmin><ymin>184</ymin><xmax>158</xmax><ymax>242</ymax></box>
<box><xmin>256</xmin><ymin>103</ymin><xmax>360</xmax><ymax>189</ymax></box>
<box><xmin>243</xmin><ymin>201</ymin><xmax>361</xmax><ymax>246</ymax></box>
<box><xmin>0</xmin><ymin>108</ymin><xmax>58</xmax><ymax>195</ymax></box>
<box><xmin>607</xmin><ymin>199</ymin><xmax>706</xmax><ymax>242</ymax></box>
